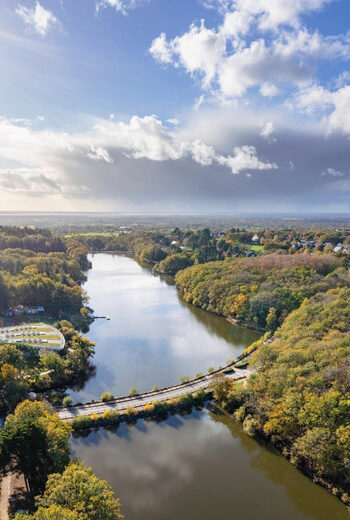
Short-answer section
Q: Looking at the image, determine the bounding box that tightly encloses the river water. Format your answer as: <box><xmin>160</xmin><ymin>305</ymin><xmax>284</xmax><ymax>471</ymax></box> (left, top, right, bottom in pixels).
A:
<box><xmin>70</xmin><ymin>253</ymin><xmax>348</xmax><ymax>520</ymax></box>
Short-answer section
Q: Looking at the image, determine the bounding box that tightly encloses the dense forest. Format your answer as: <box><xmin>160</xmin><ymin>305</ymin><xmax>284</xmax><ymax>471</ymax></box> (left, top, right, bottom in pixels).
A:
<box><xmin>212</xmin><ymin>288</ymin><xmax>350</xmax><ymax>502</ymax></box>
<box><xmin>0</xmin><ymin>227</ymin><xmax>65</xmax><ymax>253</ymax></box>
<box><xmin>0</xmin><ymin>229</ymin><xmax>91</xmax><ymax>323</ymax></box>
<box><xmin>175</xmin><ymin>254</ymin><xmax>346</xmax><ymax>329</ymax></box>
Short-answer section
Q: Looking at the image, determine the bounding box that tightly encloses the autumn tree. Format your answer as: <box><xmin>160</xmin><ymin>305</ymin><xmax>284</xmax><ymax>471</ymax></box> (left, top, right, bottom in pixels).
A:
<box><xmin>36</xmin><ymin>461</ymin><xmax>123</xmax><ymax>520</ymax></box>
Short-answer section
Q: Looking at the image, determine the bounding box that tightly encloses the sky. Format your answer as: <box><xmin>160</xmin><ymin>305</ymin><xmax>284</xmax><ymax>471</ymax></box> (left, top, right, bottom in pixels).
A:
<box><xmin>0</xmin><ymin>0</ymin><xmax>349</xmax><ymax>213</ymax></box>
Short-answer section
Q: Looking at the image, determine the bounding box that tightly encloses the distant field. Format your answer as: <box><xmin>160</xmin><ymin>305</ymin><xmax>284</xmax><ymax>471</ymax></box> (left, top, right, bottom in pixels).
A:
<box><xmin>250</xmin><ymin>244</ymin><xmax>264</xmax><ymax>251</ymax></box>
<box><xmin>65</xmin><ymin>232</ymin><xmax>120</xmax><ymax>238</ymax></box>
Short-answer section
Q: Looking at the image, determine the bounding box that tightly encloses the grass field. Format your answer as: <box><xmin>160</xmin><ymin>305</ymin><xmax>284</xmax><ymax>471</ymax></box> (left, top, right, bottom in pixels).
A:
<box><xmin>250</xmin><ymin>244</ymin><xmax>264</xmax><ymax>251</ymax></box>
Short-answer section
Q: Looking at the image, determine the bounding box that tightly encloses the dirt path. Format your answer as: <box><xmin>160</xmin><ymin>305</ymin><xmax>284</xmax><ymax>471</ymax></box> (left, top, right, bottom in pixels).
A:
<box><xmin>0</xmin><ymin>474</ymin><xmax>10</xmax><ymax>520</ymax></box>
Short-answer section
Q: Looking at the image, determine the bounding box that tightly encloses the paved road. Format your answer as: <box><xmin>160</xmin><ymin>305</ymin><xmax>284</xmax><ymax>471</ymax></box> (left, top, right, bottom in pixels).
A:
<box><xmin>58</xmin><ymin>367</ymin><xmax>251</xmax><ymax>421</ymax></box>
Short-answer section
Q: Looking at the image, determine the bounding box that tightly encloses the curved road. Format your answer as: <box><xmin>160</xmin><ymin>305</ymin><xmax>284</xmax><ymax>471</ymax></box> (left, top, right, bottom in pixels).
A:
<box><xmin>58</xmin><ymin>366</ymin><xmax>251</xmax><ymax>421</ymax></box>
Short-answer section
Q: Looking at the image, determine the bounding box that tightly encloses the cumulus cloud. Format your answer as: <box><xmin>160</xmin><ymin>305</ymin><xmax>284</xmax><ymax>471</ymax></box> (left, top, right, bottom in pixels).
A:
<box><xmin>321</xmin><ymin>167</ymin><xmax>344</xmax><ymax>177</ymax></box>
<box><xmin>85</xmin><ymin>145</ymin><xmax>114</xmax><ymax>163</ymax></box>
<box><xmin>216</xmin><ymin>145</ymin><xmax>277</xmax><ymax>173</ymax></box>
<box><xmin>292</xmin><ymin>84</ymin><xmax>350</xmax><ymax>135</ymax></box>
<box><xmin>204</xmin><ymin>0</ymin><xmax>334</xmax><ymax>31</ymax></box>
<box><xmin>16</xmin><ymin>2</ymin><xmax>59</xmax><ymax>36</ymax></box>
<box><xmin>96</xmin><ymin>0</ymin><xmax>151</xmax><ymax>15</ymax></box>
<box><xmin>150</xmin><ymin>2</ymin><xmax>348</xmax><ymax>100</ymax></box>
<box><xmin>231</xmin><ymin>0</ymin><xmax>333</xmax><ymax>32</ymax></box>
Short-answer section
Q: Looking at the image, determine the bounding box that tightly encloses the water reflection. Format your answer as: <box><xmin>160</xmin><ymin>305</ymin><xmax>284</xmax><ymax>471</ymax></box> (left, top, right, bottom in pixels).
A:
<box><xmin>68</xmin><ymin>254</ymin><xmax>259</xmax><ymax>402</ymax></box>
<box><xmin>71</xmin><ymin>407</ymin><xmax>348</xmax><ymax>520</ymax></box>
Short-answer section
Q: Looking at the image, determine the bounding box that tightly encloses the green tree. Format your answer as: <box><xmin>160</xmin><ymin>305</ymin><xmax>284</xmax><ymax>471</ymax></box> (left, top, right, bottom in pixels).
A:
<box><xmin>266</xmin><ymin>307</ymin><xmax>278</xmax><ymax>332</ymax></box>
<box><xmin>0</xmin><ymin>400</ymin><xmax>71</xmax><ymax>496</ymax></box>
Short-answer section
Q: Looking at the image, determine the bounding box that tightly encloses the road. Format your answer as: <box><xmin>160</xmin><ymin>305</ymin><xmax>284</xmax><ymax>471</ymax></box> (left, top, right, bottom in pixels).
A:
<box><xmin>58</xmin><ymin>367</ymin><xmax>251</xmax><ymax>421</ymax></box>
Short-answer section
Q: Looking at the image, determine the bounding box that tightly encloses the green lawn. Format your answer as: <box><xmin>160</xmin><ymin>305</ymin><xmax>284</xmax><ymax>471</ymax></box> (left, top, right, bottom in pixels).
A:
<box><xmin>250</xmin><ymin>244</ymin><xmax>264</xmax><ymax>251</ymax></box>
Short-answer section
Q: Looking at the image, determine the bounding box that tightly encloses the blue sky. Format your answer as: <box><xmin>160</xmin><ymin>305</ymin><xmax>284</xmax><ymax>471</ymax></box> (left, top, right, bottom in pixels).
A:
<box><xmin>0</xmin><ymin>0</ymin><xmax>349</xmax><ymax>212</ymax></box>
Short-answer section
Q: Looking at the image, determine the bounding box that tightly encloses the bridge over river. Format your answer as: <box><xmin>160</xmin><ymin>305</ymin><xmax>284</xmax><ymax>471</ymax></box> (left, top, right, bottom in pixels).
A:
<box><xmin>57</xmin><ymin>365</ymin><xmax>251</xmax><ymax>421</ymax></box>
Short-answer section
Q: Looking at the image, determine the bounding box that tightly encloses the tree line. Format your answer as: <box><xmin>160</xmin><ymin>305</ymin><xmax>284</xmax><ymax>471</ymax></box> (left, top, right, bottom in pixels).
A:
<box><xmin>175</xmin><ymin>253</ymin><xmax>346</xmax><ymax>329</ymax></box>
<box><xmin>212</xmin><ymin>288</ymin><xmax>350</xmax><ymax>504</ymax></box>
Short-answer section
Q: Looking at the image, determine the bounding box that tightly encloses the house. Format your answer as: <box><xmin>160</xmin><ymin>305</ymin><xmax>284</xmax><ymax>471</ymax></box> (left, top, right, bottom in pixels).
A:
<box><xmin>252</xmin><ymin>234</ymin><xmax>259</xmax><ymax>243</ymax></box>
<box><xmin>333</xmin><ymin>245</ymin><xmax>343</xmax><ymax>253</ymax></box>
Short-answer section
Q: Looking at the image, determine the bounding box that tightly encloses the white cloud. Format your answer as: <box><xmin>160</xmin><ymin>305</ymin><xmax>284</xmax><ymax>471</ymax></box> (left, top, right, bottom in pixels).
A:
<box><xmin>16</xmin><ymin>2</ymin><xmax>59</xmax><ymax>36</ymax></box>
<box><xmin>150</xmin><ymin>0</ymin><xmax>349</xmax><ymax>105</ymax></box>
<box><xmin>0</xmin><ymin>167</ymin><xmax>89</xmax><ymax>197</ymax></box>
<box><xmin>321</xmin><ymin>167</ymin><xmax>344</xmax><ymax>177</ymax></box>
<box><xmin>334</xmin><ymin>71</ymin><xmax>350</xmax><ymax>89</ymax></box>
<box><xmin>150</xmin><ymin>22</ymin><xmax>226</xmax><ymax>87</ymax></box>
<box><xmin>216</xmin><ymin>145</ymin><xmax>277</xmax><ymax>174</ymax></box>
<box><xmin>217</xmin><ymin>0</ymin><xmax>334</xmax><ymax>31</ymax></box>
<box><xmin>328</xmin><ymin>86</ymin><xmax>350</xmax><ymax>135</ymax></box>
<box><xmin>166</xmin><ymin>118</ymin><xmax>180</xmax><ymax>126</ymax></box>
<box><xmin>260</xmin><ymin>121</ymin><xmax>276</xmax><ymax>142</ymax></box>
<box><xmin>260</xmin><ymin>83</ymin><xmax>279</xmax><ymax>97</ymax></box>
<box><xmin>0</xmin><ymin>167</ymin><xmax>59</xmax><ymax>194</ymax></box>
<box><xmin>193</xmin><ymin>95</ymin><xmax>205</xmax><ymax>111</ymax></box>
<box><xmin>0</xmin><ymin>114</ymin><xmax>278</xmax><ymax>196</ymax></box>
<box><xmin>190</xmin><ymin>139</ymin><xmax>216</xmax><ymax>166</ymax></box>
<box><xmin>291</xmin><ymin>85</ymin><xmax>333</xmax><ymax>114</ymax></box>
<box><xmin>96</xmin><ymin>0</ymin><xmax>150</xmax><ymax>15</ymax></box>
<box><xmin>150</xmin><ymin>18</ymin><xmax>348</xmax><ymax>100</ymax></box>
<box><xmin>149</xmin><ymin>33</ymin><xmax>173</xmax><ymax>64</ymax></box>
<box><xmin>85</xmin><ymin>145</ymin><xmax>114</xmax><ymax>163</ymax></box>
<box><xmin>220</xmin><ymin>9</ymin><xmax>252</xmax><ymax>38</ymax></box>
<box><xmin>292</xmin><ymin>84</ymin><xmax>350</xmax><ymax>135</ymax></box>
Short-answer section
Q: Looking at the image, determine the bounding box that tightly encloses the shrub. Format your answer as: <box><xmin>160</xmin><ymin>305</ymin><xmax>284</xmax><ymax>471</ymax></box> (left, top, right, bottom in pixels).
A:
<box><xmin>207</xmin><ymin>367</ymin><xmax>215</xmax><ymax>374</ymax></box>
<box><xmin>102</xmin><ymin>410</ymin><xmax>119</xmax><ymax>423</ymax></box>
<box><xmin>90</xmin><ymin>413</ymin><xmax>99</xmax><ymax>421</ymax></box>
<box><xmin>70</xmin><ymin>415</ymin><xmax>93</xmax><ymax>430</ymax></box>
<box><xmin>129</xmin><ymin>388</ymin><xmax>138</xmax><ymax>396</ymax></box>
<box><xmin>178</xmin><ymin>393</ymin><xmax>193</xmax><ymax>408</ymax></box>
<box><xmin>194</xmin><ymin>389</ymin><xmax>206</xmax><ymax>403</ymax></box>
<box><xmin>152</xmin><ymin>401</ymin><xmax>168</xmax><ymax>415</ymax></box>
<box><xmin>62</xmin><ymin>396</ymin><xmax>73</xmax><ymax>407</ymax></box>
<box><xmin>101</xmin><ymin>392</ymin><xmax>114</xmax><ymax>402</ymax></box>
<box><xmin>126</xmin><ymin>406</ymin><xmax>137</xmax><ymax>416</ymax></box>
<box><xmin>243</xmin><ymin>415</ymin><xmax>261</xmax><ymax>437</ymax></box>
<box><xmin>152</xmin><ymin>385</ymin><xmax>159</xmax><ymax>391</ymax></box>
<box><xmin>179</xmin><ymin>375</ymin><xmax>190</xmax><ymax>384</ymax></box>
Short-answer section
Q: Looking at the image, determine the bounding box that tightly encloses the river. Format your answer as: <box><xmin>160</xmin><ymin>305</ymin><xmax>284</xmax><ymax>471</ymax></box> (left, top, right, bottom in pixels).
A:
<box><xmin>70</xmin><ymin>253</ymin><xmax>348</xmax><ymax>520</ymax></box>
